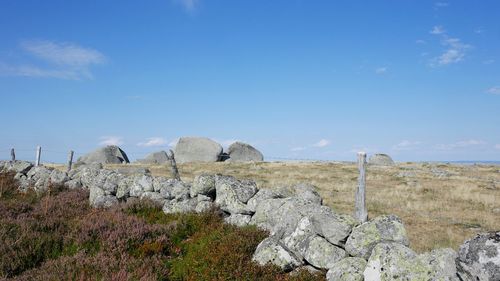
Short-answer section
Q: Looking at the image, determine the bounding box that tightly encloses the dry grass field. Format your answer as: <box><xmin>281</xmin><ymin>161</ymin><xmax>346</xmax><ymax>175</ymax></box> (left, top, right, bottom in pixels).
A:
<box><xmin>55</xmin><ymin>161</ymin><xmax>500</xmax><ymax>253</ymax></box>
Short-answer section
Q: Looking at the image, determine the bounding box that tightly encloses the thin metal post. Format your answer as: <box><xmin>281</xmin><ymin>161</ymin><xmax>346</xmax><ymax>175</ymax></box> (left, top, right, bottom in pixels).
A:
<box><xmin>67</xmin><ymin>150</ymin><xmax>74</xmax><ymax>172</ymax></box>
<box><xmin>10</xmin><ymin>148</ymin><xmax>15</xmax><ymax>161</ymax></box>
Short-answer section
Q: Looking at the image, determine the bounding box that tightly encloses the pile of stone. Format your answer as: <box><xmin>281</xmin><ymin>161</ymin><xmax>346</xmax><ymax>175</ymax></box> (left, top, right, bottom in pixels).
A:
<box><xmin>1</xmin><ymin>160</ymin><xmax>498</xmax><ymax>281</ymax></box>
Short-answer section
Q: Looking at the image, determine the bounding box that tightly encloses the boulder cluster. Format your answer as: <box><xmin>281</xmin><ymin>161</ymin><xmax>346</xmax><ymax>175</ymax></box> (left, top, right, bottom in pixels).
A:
<box><xmin>1</xmin><ymin>160</ymin><xmax>498</xmax><ymax>281</ymax></box>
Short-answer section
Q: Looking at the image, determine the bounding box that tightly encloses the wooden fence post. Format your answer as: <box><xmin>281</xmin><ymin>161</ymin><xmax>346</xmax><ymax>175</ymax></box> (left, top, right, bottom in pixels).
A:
<box><xmin>67</xmin><ymin>150</ymin><xmax>74</xmax><ymax>172</ymax></box>
<box><xmin>168</xmin><ymin>149</ymin><xmax>181</xmax><ymax>181</ymax></box>
<box><xmin>35</xmin><ymin>146</ymin><xmax>42</xmax><ymax>167</ymax></box>
<box><xmin>355</xmin><ymin>152</ymin><xmax>368</xmax><ymax>223</ymax></box>
<box><xmin>10</xmin><ymin>148</ymin><xmax>15</xmax><ymax>161</ymax></box>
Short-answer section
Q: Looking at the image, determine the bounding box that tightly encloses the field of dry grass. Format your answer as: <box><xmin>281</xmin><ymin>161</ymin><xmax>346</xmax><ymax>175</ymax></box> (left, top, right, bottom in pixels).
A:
<box><xmin>54</xmin><ymin>161</ymin><xmax>500</xmax><ymax>253</ymax></box>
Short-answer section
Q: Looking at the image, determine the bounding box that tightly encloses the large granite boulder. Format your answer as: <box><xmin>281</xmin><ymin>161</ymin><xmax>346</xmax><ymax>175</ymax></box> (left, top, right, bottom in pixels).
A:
<box><xmin>174</xmin><ymin>137</ymin><xmax>223</xmax><ymax>163</ymax></box>
<box><xmin>226</xmin><ymin>142</ymin><xmax>264</xmax><ymax>162</ymax></box>
<box><xmin>457</xmin><ymin>232</ymin><xmax>500</xmax><ymax>281</ymax></box>
<box><xmin>364</xmin><ymin>243</ymin><xmax>458</xmax><ymax>281</ymax></box>
<box><xmin>137</xmin><ymin>151</ymin><xmax>170</xmax><ymax>164</ymax></box>
<box><xmin>368</xmin><ymin>153</ymin><xmax>395</xmax><ymax>166</ymax></box>
<box><xmin>345</xmin><ymin>215</ymin><xmax>409</xmax><ymax>260</ymax></box>
<box><xmin>77</xmin><ymin>145</ymin><xmax>130</xmax><ymax>165</ymax></box>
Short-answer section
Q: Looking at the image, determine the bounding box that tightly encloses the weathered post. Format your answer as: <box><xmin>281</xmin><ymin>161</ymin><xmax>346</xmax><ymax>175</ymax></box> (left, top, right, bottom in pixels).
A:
<box><xmin>10</xmin><ymin>148</ymin><xmax>15</xmax><ymax>161</ymax></box>
<box><xmin>168</xmin><ymin>149</ymin><xmax>181</xmax><ymax>181</ymax></box>
<box><xmin>35</xmin><ymin>146</ymin><xmax>42</xmax><ymax>167</ymax></box>
<box><xmin>67</xmin><ymin>150</ymin><xmax>74</xmax><ymax>172</ymax></box>
<box><xmin>355</xmin><ymin>152</ymin><xmax>368</xmax><ymax>223</ymax></box>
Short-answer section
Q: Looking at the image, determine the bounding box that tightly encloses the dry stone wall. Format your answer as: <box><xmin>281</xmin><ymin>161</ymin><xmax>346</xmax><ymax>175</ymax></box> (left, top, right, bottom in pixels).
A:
<box><xmin>1</xmin><ymin>160</ymin><xmax>498</xmax><ymax>281</ymax></box>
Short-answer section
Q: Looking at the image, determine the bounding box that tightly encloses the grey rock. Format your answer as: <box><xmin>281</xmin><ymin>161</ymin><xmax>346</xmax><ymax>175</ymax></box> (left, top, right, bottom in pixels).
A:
<box><xmin>1</xmin><ymin>160</ymin><xmax>33</xmax><ymax>174</ymax></box>
<box><xmin>224</xmin><ymin>214</ymin><xmax>252</xmax><ymax>227</ymax></box>
<box><xmin>283</xmin><ymin>216</ymin><xmax>319</xmax><ymax>259</ymax></box>
<box><xmin>162</xmin><ymin>198</ymin><xmax>197</xmax><ymax>214</ymax></box>
<box><xmin>293</xmin><ymin>183</ymin><xmax>322</xmax><ymax>205</ymax></box>
<box><xmin>364</xmin><ymin>243</ymin><xmax>458</xmax><ymax>281</ymax></box>
<box><xmin>195</xmin><ymin>201</ymin><xmax>214</xmax><ymax>213</ymax></box>
<box><xmin>174</xmin><ymin>137</ymin><xmax>223</xmax><ymax>163</ymax></box>
<box><xmin>290</xmin><ymin>265</ymin><xmax>322</xmax><ymax>277</ymax></box>
<box><xmin>326</xmin><ymin>257</ymin><xmax>367</xmax><ymax>281</ymax></box>
<box><xmin>129</xmin><ymin>175</ymin><xmax>154</xmax><ymax>197</ymax></box>
<box><xmin>77</xmin><ymin>145</ymin><xmax>130</xmax><ymax>165</ymax></box>
<box><xmin>215</xmin><ymin>175</ymin><xmax>257</xmax><ymax>214</ymax></box>
<box><xmin>304</xmin><ymin>235</ymin><xmax>346</xmax><ymax>269</ymax></box>
<box><xmin>190</xmin><ymin>174</ymin><xmax>216</xmax><ymax>197</ymax></box>
<box><xmin>113</xmin><ymin>166</ymin><xmax>151</xmax><ymax>176</ymax></box>
<box><xmin>137</xmin><ymin>151</ymin><xmax>170</xmax><ymax>164</ymax></box>
<box><xmin>116</xmin><ymin>176</ymin><xmax>134</xmax><ymax>199</ymax></box>
<box><xmin>140</xmin><ymin>192</ymin><xmax>166</xmax><ymax>205</ymax></box>
<box><xmin>226</xmin><ymin>142</ymin><xmax>264</xmax><ymax>162</ymax></box>
<box><xmin>89</xmin><ymin>187</ymin><xmax>118</xmax><ymax>208</ymax></box>
<box><xmin>345</xmin><ymin>215</ymin><xmax>409</xmax><ymax>260</ymax></box>
<box><xmin>196</xmin><ymin>194</ymin><xmax>212</xmax><ymax>202</ymax></box>
<box><xmin>170</xmin><ymin>180</ymin><xmax>191</xmax><ymax>200</ymax></box>
<box><xmin>252</xmin><ymin>237</ymin><xmax>302</xmax><ymax>272</ymax></box>
<box><xmin>251</xmin><ymin>197</ymin><xmax>357</xmax><ymax>246</ymax></box>
<box><xmin>49</xmin><ymin>169</ymin><xmax>69</xmax><ymax>185</ymax></box>
<box><xmin>153</xmin><ymin>176</ymin><xmax>170</xmax><ymax>192</ymax></box>
<box><xmin>368</xmin><ymin>154</ymin><xmax>395</xmax><ymax>166</ymax></box>
<box><xmin>64</xmin><ymin>179</ymin><xmax>82</xmax><ymax>189</ymax></box>
<box><xmin>457</xmin><ymin>232</ymin><xmax>500</xmax><ymax>281</ymax></box>
<box><xmin>247</xmin><ymin>189</ymin><xmax>283</xmax><ymax>212</ymax></box>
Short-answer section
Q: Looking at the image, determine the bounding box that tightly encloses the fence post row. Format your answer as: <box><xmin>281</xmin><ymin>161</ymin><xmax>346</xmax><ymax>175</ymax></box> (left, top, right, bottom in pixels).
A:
<box><xmin>355</xmin><ymin>151</ymin><xmax>368</xmax><ymax>223</ymax></box>
<box><xmin>67</xmin><ymin>150</ymin><xmax>74</xmax><ymax>172</ymax></box>
<box><xmin>10</xmin><ymin>148</ymin><xmax>15</xmax><ymax>161</ymax></box>
<box><xmin>35</xmin><ymin>146</ymin><xmax>42</xmax><ymax>167</ymax></box>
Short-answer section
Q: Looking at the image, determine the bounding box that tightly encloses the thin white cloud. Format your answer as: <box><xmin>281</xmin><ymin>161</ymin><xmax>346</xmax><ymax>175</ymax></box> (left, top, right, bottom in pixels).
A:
<box><xmin>434</xmin><ymin>2</ymin><xmax>449</xmax><ymax>8</ymax></box>
<box><xmin>483</xmin><ymin>59</ymin><xmax>495</xmax><ymax>65</ymax></box>
<box><xmin>486</xmin><ymin>86</ymin><xmax>500</xmax><ymax>95</ymax></box>
<box><xmin>0</xmin><ymin>40</ymin><xmax>105</xmax><ymax>80</ymax></box>
<box><xmin>375</xmin><ymin>67</ymin><xmax>388</xmax><ymax>74</ymax></box>
<box><xmin>21</xmin><ymin>40</ymin><xmax>105</xmax><ymax>66</ymax></box>
<box><xmin>393</xmin><ymin>140</ymin><xmax>422</xmax><ymax>151</ymax></box>
<box><xmin>495</xmin><ymin>144</ymin><xmax>500</xmax><ymax>150</ymax></box>
<box><xmin>137</xmin><ymin>137</ymin><xmax>167</xmax><ymax>147</ymax></box>
<box><xmin>99</xmin><ymin>136</ymin><xmax>124</xmax><ymax>146</ymax></box>
<box><xmin>175</xmin><ymin>0</ymin><xmax>199</xmax><ymax>13</ymax></box>
<box><xmin>430</xmin><ymin>26</ymin><xmax>446</xmax><ymax>35</ymax></box>
<box><xmin>429</xmin><ymin>29</ymin><xmax>471</xmax><ymax>67</ymax></box>
<box><xmin>313</xmin><ymin>139</ymin><xmax>331</xmax><ymax>148</ymax></box>
<box><xmin>291</xmin><ymin>146</ymin><xmax>307</xmax><ymax>152</ymax></box>
<box><xmin>435</xmin><ymin>140</ymin><xmax>486</xmax><ymax>150</ymax></box>
<box><xmin>416</xmin><ymin>39</ymin><xmax>426</xmax><ymax>44</ymax></box>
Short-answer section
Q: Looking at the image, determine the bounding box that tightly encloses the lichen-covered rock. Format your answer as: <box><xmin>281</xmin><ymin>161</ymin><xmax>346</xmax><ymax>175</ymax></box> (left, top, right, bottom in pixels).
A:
<box><xmin>190</xmin><ymin>174</ymin><xmax>216</xmax><ymax>197</ymax></box>
<box><xmin>77</xmin><ymin>145</ymin><xmax>129</xmax><ymax>165</ymax></box>
<box><xmin>129</xmin><ymin>175</ymin><xmax>154</xmax><ymax>197</ymax></box>
<box><xmin>215</xmin><ymin>175</ymin><xmax>256</xmax><ymax>214</ymax></box>
<box><xmin>226</xmin><ymin>142</ymin><xmax>264</xmax><ymax>162</ymax></box>
<box><xmin>64</xmin><ymin>179</ymin><xmax>82</xmax><ymax>189</ymax></box>
<box><xmin>251</xmin><ymin>197</ymin><xmax>357</xmax><ymax>246</ymax></box>
<box><xmin>290</xmin><ymin>265</ymin><xmax>322</xmax><ymax>277</ymax></box>
<box><xmin>224</xmin><ymin>214</ymin><xmax>252</xmax><ymax>227</ymax></box>
<box><xmin>174</xmin><ymin>137</ymin><xmax>223</xmax><ymax>163</ymax></box>
<box><xmin>140</xmin><ymin>192</ymin><xmax>166</xmax><ymax>205</ymax></box>
<box><xmin>116</xmin><ymin>176</ymin><xmax>134</xmax><ymax>199</ymax></box>
<box><xmin>49</xmin><ymin>169</ymin><xmax>69</xmax><ymax>185</ymax></box>
<box><xmin>1</xmin><ymin>160</ymin><xmax>33</xmax><ymax>174</ymax></box>
<box><xmin>364</xmin><ymin>243</ymin><xmax>458</xmax><ymax>281</ymax></box>
<box><xmin>304</xmin><ymin>235</ymin><xmax>346</xmax><ymax>269</ymax></box>
<box><xmin>293</xmin><ymin>183</ymin><xmax>322</xmax><ymax>205</ymax></box>
<box><xmin>346</xmin><ymin>215</ymin><xmax>409</xmax><ymax>259</ymax></box>
<box><xmin>246</xmin><ymin>189</ymin><xmax>283</xmax><ymax>212</ymax></box>
<box><xmin>283</xmin><ymin>217</ymin><xmax>319</xmax><ymax>259</ymax></box>
<box><xmin>195</xmin><ymin>201</ymin><xmax>214</xmax><ymax>213</ymax></box>
<box><xmin>457</xmin><ymin>231</ymin><xmax>500</xmax><ymax>281</ymax></box>
<box><xmin>326</xmin><ymin>257</ymin><xmax>367</xmax><ymax>281</ymax></box>
<box><xmin>136</xmin><ymin>151</ymin><xmax>170</xmax><ymax>164</ymax></box>
<box><xmin>162</xmin><ymin>198</ymin><xmax>197</xmax><ymax>214</ymax></box>
<box><xmin>252</xmin><ymin>237</ymin><xmax>302</xmax><ymax>272</ymax></box>
<box><xmin>89</xmin><ymin>186</ymin><xmax>118</xmax><ymax>207</ymax></box>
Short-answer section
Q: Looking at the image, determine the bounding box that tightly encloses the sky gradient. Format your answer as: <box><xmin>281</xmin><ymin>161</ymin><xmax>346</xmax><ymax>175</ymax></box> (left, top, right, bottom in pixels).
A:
<box><xmin>1</xmin><ymin>0</ymin><xmax>499</xmax><ymax>163</ymax></box>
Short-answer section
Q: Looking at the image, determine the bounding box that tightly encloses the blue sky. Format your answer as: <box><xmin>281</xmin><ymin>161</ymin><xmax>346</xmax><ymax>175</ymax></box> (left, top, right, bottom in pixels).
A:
<box><xmin>1</xmin><ymin>0</ymin><xmax>499</xmax><ymax>162</ymax></box>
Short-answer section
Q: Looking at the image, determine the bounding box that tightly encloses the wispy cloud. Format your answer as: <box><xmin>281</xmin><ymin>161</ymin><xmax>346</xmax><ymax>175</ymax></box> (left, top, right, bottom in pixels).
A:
<box><xmin>0</xmin><ymin>40</ymin><xmax>105</xmax><ymax>80</ymax></box>
<box><xmin>375</xmin><ymin>67</ymin><xmax>388</xmax><ymax>74</ymax></box>
<box><xmin>137</xmin><ymin>137</ymin><xmax>167</xmax><ymax>147</ymax></box>
<box><xmin>416</xmin><ymin>39</ymin><xmax>426</xmax><ymax>44</ymax></box>
<box><xmin>175</xmin><ymin>0</ymin><xmax>200</xmax><ymax>13</ymax></box>
<box><xmin>99</xmin><ymin>136</ymin><xmax>124</xmax><ymax>146</ymax></box>
<box><xmin>291</xmin><ymin>146</ymin><xmax>307</xmax><ymax>152</ymax></box>
<box><xmin>495</xmin><ymin>144</ymin><xmax>500</xmax><ymax>150</ymax></box>
<box><xmin>313</xmin><ymin>139</ymin><xmax>331</xmax><ymax>148</ymax></box>
<box><xmin>429</xmin><ymin>27</ymin><xmax>471</xmax><ymax>67</ymax></box>
<box><xmin>435</xmin><ymin>139</ymin><xmax>486</xmax><ymax>150</ymax></box>
<box><xmin>483</xmin><ymin>59</ymin><xmax>495</xmax><ymax>65</ymax></box>
<box><xmin>430</xmin><ymin>25</ymin><xmax>446</xmax><ymax>35</ymax></box>
<box><xmin>393</xmin><ymin>140</ymin><xmax>422</xmax><ymax>151</ymax></box>
<box><xmin>434</xmin><ymin>2</ymin><xmax>449</xmax><ymax>8</ymax></box>
<box><xmin>486</xmin><ymin>86</ymin><xmax>500</xmax><ymax>95</ymax></box>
